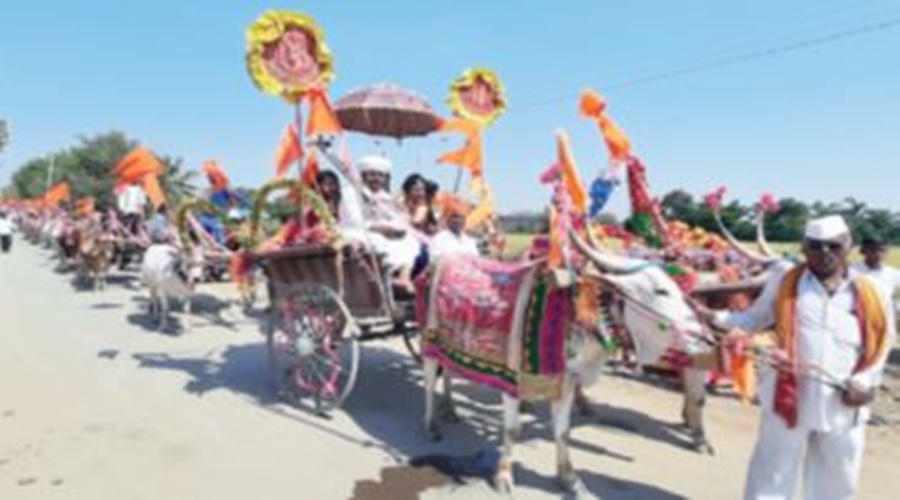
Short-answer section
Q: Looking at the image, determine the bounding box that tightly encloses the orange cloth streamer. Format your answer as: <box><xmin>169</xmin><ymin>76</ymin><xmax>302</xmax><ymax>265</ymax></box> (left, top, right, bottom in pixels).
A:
<box><xmin>548</xmin><ymin>206</ymin><xmax>564</xmax><ymax>268</ymax></box>
<box><xmin>275</xmin><ymin>124</ymin><xmax>303</xmax><ymax>178</ymax></box>
<box><xmin>305</xmin><ymin>89</ymin><xmax>342</xmax><ymax>136</ymax></box>
<box><xmin>142</xmin><ymin>176</ymin><xmax>167</xmax><ymax>209</ymax></box>
<box><xmin>729</xmin><ymin>334</ymin><xmax>757</xmax><ymax>404</ymax></box>
<box><xmin>203</xmin><ymin>160</ymin><xmax>230</xmax><ymax>191</ymax></box>
<box><xmin>555</xmin><ymin>130</ymin><xmax>588</xmax><ymax>214</ymax></box>
<box><xmin>579</xmin><ymin>89</ymin><xmax>632</xmax><ymax>162</ymax></box>
<box><xmin>437</xmin><ymin>118</ymin><xmax>483</xmax><ymax>177</ymax></box>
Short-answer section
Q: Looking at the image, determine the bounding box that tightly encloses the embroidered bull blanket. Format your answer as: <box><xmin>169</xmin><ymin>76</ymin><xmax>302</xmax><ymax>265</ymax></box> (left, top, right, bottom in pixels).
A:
<box><xmin>420</xmin><ymin>255</ymin><xmax>570</xmax><ymax>400</ymax></box>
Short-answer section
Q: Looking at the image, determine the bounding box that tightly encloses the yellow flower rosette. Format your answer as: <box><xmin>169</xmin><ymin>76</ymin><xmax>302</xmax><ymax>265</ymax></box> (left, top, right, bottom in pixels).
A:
<box><xmin>447</xmin><ymin>68</ymin><xmax>506</xmax><ymax>126</ymax></box>
<box><xmin>246</xmin><ymin>10</ymin><xmax>335</xmax><ymax>103</ymax></box>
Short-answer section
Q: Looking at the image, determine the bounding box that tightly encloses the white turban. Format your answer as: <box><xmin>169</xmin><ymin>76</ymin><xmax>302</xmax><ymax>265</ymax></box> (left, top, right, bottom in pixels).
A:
<box><xmin>805</xmin><ymin>215</ymin><xmax>850</xmax><ymax>241</ymax></box>
<box><xmin>356</xmin><ymin>155</ymin><xmax>392</xmax><ymax>174</ymax></box>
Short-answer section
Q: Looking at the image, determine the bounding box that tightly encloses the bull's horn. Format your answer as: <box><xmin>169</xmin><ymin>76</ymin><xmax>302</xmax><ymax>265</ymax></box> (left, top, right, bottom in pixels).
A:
<box><xmin>755</xmin><ymin>211</ymin><xmax>777</xmax><ymax>258</ymax></box>
<box><xmin>569</xmin><ymin>229</ymin><xmax>640</xmax><ymax>274</ymax></box>
<box><xmin>586</xmin><ymin>223</ymin><xmax>604</xmax><ymax>250</ymax></box>
<box><xmin>712</xmin><ymin>209</ymin><xmax>773</xmax><ymax>265</ymax></box>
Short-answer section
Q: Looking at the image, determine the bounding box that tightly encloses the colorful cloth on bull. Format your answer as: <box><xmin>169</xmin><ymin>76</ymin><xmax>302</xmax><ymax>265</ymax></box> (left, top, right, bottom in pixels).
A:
<box><xmin>421</xmin><ymin>255</ymin><xmax>569</xmax><ymax>400</ymax></box>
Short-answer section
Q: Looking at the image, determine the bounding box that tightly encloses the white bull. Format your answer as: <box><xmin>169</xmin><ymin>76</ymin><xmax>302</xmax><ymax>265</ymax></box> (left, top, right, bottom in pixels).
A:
<box><xmin>422</xmin><ymin>234</ymin><xmax>709</xmax><ymax>493</ymax></box>
<box><xmin>140</xmin><ymin>243</ymin><xmax>204</xmax><ymax>331</ymax></box>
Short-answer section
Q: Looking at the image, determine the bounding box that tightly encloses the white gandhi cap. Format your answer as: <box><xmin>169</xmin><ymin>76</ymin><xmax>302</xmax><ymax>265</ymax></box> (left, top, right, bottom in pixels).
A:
<box><xmin>356</xmin><ymin>155</ymin><xmax>392</xmax><ymax>174</ymax></box>
<box><xmin>804</xmin><ymin>215</ymin><xmax>850</xmax><ymax>241</ymax></box>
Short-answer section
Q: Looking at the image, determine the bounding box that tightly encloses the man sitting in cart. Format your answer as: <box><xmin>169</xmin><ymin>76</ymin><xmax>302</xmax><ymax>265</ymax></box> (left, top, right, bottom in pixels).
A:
<box><xmin>430</xmin><ymin>195</ymin><xmax>479</xmax><ymax>261</ymax></box>
<box><xmin>355</xmin><ymin>155</ymin><xmax>427</xmax><ymax>294</ymax></box>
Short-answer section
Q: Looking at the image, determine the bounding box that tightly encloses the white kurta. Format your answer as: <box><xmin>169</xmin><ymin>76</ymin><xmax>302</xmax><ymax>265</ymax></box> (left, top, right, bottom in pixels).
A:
<box><xmin>715</xmin><ymin>267</ymin><xmax>894</xmax><ymax>500</ymax></box>
<box><xmin>357</xmin><ymin>188</ymin><xmax>421</xmax><ymax>271</ymax></box>
<box><xmin>429</xmin><ymin>230</ymin><xmax>479</xmax><ymax>261</ymax></box>
<box><xmin>117</xmin><ymin>185</ymin><xmax>147</xmax><ymax>215</ymax></box>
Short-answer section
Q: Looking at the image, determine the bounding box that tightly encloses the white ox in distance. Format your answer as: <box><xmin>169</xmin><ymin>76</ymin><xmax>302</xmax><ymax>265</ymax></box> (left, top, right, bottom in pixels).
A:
<box><xmin>140</xmin><ymin>243</ymin><xmax>204</xmax><ymax>331</ymax></box>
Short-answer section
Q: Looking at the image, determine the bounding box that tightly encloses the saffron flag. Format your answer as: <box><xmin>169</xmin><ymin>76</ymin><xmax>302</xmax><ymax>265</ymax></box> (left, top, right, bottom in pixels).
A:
<box><xmin>302</xmin><ymin>149</ymin><xmax>320</xmax><ymax>187</ymax></box>
<box><xmin>204</xmin><ymin>160</ymin><xmax>230</xmax><ymax>191</ymax></box>
<box><xmin>114</xmin><ymin>147</ymin><xmax>165</xmax><ymax>187</ymax></box>
<box><xmin>44</xmin><ymin>181</ymin><xmax>71</xmax><ymax>206</ymax></box>
<box><xmin>142</xmin><ymin>175</ymin><xmax>167</xmax><ymax>209</ymax></box>
<box><xmin>437</xmin><ymin>118</ymin><xmax>483</xmax><ymax>177</ymax></box>
<box><xmin>275</xmin><ymin>124</ymin><xmax>303</xmax><ymax>178</ymax></box>
<box><xmin>579</xmin><ymin>89</ymin><xmax>632</xmax><ymax>163</ymax></box>
<box><xmin>306</xmin><ymin>89</ymin><xmax>342</xmax><ymax>137</ymax></box>
<box><xmin>75</xmin><ymin>197</ymin><xmax>95</xmax><ymax>215</ymax></box>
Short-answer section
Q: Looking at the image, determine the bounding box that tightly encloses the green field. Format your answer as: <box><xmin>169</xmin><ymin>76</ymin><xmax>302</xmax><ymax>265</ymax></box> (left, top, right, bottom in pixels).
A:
<box><xmin>505</xmin><ymin>234</ymin><xmax>900</xmax><ymax>267</ymax></box>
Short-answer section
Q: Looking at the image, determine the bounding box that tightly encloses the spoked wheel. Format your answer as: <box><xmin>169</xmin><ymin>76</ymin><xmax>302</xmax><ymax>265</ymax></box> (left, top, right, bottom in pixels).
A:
<box><xmin>266</xmin><ymin>283</ymin><xmax>360</xmax><ymax>415</ymax></box>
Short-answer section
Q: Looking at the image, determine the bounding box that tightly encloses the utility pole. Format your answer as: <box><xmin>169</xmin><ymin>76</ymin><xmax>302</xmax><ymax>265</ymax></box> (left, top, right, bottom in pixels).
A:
<box><xmin>46</xmin><ymin>154</ymin><xmax>55</xmax><ymax>191</ymax></box>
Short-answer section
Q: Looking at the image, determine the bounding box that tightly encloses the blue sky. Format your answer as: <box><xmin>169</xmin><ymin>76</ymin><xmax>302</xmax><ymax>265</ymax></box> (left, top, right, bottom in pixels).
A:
<box><xmin>2</xmin><ymin>0</ymin><xmax>899</xmax><ymax>216</ymax></box>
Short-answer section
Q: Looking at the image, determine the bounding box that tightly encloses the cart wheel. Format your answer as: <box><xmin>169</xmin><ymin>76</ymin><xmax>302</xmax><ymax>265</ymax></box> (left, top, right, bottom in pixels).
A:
<box><xmin>266</xmin><ymin>284</ymin><xmax>360</xmax><ymax>415</ymax></box>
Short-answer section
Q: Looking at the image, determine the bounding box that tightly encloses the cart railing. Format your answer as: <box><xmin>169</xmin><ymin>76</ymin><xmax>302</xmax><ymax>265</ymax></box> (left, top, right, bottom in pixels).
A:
<box><xmin>254</xmin><ymin>244</ymin><xmax>395</xmax><ymax>323</ymax></box>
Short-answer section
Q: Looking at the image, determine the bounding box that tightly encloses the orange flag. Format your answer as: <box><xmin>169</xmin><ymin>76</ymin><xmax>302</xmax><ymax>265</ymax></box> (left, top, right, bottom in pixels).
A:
<box><xmin>306</xmin><ymin>89</ymin><xmax>343</xmax><ymax>137</ymax></box>
<box><xmin>275</xmin><ymin>124</ymin><xmax>303</xmax><ymax>178</ymax></box>
<box><xmin>75</xmin><ymin>197</ymin><xmax>95</xmax><ymax>215</ymax></box>
<box><xmin>203</xmin><ymin>160</ymin><xmax>230</xmax><ymax>191</ymax></box>
<box><xmin>556</xmin><ymin>130</ymin><xmax>588</xmax><ymax>214</ymax></box>
<box><xmin>579</xmin><ymin>89</ymin><xmax>632</xmax><ymax>162</ymax></box>
<box><xmin>115</xmin><ymin>147</ymin><xmax>165</xmax><ymax>187</ymax></box>
<box><xmin>437</xmin><ymin>118</ymin><xmax>483</xmax><ymax>177</ymax></box>
<box><xmin>43</xmin><ymin>181</ymin><xmax>71</xmax><ymax>206</ymax></box>
<box><xmin>142</xmin><ymin>176</ymin><xmax>166</xmax><ymax>209</ymax></box>
<box><xmin>113</xmin><ymin>147</ymin><xmax>153</xmax><ymax>175</ymax></box>
<box><xmin>302</xmin><ymin>149</ymin><xmax>320</xmax><ymax>187</ymax></box>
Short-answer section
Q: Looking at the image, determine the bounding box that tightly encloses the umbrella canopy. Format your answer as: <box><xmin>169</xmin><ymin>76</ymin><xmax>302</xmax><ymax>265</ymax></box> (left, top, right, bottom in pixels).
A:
<box><xmin>334</xmin><ymin>83</ymin><xmax>442</xmax><ymax>139</ymax></box>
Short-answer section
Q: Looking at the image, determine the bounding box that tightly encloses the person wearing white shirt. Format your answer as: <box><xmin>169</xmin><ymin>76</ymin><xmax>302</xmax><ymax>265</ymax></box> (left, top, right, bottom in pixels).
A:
<box><xmin>0</xmin><ymin>210</ymin><xmax>14</xmax><ymax>253</ymax></box>
<box><xmin>853</xmin><ymin>235</ymin><xmax>900</xmax><ymax>301</ymax></box>
<box><xmin>355</xmin><ymin>156</ymin><xmax>424</xmax><ymax>293</ymax></box>
<box><xmin>699</xmin><ymin>215</ymin><xmax>894</xmax><ymax>500</ymax></box>
<box><xmin>430</xmin><ymin>198</ymin><xmax>479</xmax><ymax>261</ymax></box>
<box><xmin>117</xmin><ymin>183</ymin><xmax>147</xmax><ymax>216</ymax></box>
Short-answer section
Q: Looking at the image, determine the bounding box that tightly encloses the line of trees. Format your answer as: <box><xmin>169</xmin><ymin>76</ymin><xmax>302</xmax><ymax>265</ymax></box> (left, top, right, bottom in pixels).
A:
<box><xmin>2</xmin><ymin>131</ymin><xmax>196</xmax><ymax>208</ymax></box>
<box><xmin>660</xmin><ymin>189</ymin><xmax>900</xmax><ymax>243</ymax></box>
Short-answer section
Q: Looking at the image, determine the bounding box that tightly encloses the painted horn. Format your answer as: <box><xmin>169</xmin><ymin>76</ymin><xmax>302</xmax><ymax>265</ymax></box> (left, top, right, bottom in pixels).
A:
<box><xmin>569</xmin><ymin>229</ymin><xmax>640</xmax><ymax>274</ymax></box>
<box><xmin>755</xmin><ymin>211</ymin><xmax>777</xmax><ymax>258</ymax></box>
<box><xmin>712</xmin><ymin>209</ymin><xmax>773</xmax><ymax>265</ymax></box>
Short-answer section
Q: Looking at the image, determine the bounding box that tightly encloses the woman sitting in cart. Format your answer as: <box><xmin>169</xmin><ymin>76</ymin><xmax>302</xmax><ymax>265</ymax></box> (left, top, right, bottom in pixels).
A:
<box><xmin>400</xmin><ymin>173</ymin><xmax>439</xmax><ymax>236</ymax></box>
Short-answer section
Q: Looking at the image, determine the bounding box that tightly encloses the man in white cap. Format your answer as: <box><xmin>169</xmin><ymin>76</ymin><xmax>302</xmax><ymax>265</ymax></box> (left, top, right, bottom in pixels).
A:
<box><xmin>700</xmin><ymin>215</ymin><xmax>893</xmax><ymax>500</ymax></box>
<box><xmin>853</xmin><ymin>233</ymin><xmax>900</xmax><ymax>306</ymax></box>
<box><xmin>354</xmin><ymin>155</ymin><xmax>424</xmax><ymax>292</ymax></box>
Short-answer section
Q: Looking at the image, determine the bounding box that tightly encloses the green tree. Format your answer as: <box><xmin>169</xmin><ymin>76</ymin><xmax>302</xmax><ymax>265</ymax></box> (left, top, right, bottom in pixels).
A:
<box><xmin>766</xmin><ymin>198</ymin><xmax>809</xmax><ymax>241</ymax></box>
<box><xmin>6</xmin><ymin>131</ymin><xmax>194</xmax><ymax>209</ymax></box>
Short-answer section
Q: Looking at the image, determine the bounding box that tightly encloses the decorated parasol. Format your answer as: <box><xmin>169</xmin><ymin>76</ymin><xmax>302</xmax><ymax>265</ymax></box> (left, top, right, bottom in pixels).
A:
<box><xmin>334</xmin><ymin>83</ymin><xmax>442</xmax><ymax>140</ymax></box>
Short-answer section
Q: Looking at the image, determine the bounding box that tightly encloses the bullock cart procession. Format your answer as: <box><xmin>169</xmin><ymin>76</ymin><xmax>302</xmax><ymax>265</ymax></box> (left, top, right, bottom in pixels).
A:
<box><xmin>2</xmin><ymin>6</ymin><xmax>900</xmax><ymax>500</ymax></box>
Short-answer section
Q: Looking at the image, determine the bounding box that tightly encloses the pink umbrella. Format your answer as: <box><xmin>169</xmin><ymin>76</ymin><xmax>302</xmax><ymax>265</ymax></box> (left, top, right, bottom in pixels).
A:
<box><xmin>334</xmin><ymin>83</ymin><xmax>442</xmax><ymax>139</ymax></box>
